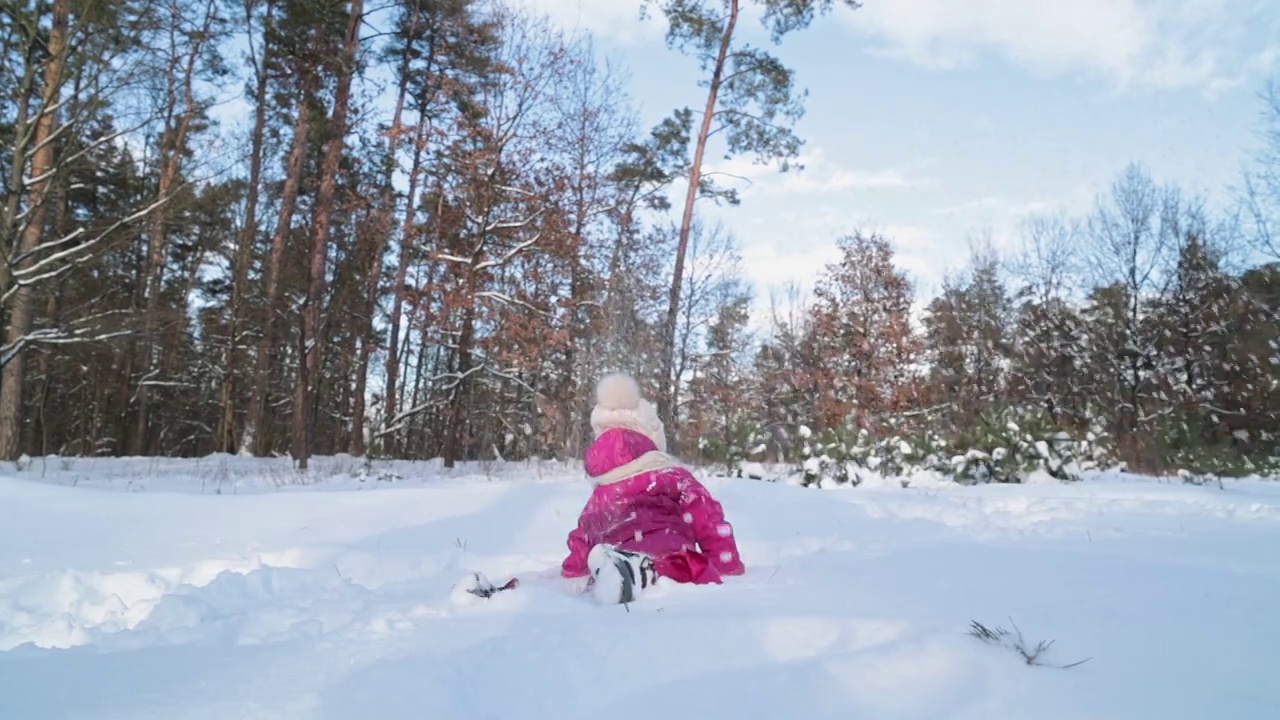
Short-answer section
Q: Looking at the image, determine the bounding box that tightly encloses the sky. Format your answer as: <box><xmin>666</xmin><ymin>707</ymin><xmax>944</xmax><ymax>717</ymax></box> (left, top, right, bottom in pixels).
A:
<box><xmin>523</xmin><ymin>0</ymin><xmax>1280</xmax><ymax>304</ymax></box>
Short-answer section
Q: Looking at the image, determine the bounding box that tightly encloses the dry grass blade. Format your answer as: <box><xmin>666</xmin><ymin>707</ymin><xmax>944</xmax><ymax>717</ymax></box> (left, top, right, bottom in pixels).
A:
<box><xmin>969</xmin><ymin>618</ymin><xmax>1092</xmax><ymax>670</ymax></box>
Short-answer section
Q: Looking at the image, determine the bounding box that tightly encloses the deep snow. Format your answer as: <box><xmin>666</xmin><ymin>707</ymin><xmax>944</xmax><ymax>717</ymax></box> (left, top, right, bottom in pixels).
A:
<box><xmin>1</xmin><ymin>455</ymin><xmax>1278</xmax><ymax>719</ymax></box>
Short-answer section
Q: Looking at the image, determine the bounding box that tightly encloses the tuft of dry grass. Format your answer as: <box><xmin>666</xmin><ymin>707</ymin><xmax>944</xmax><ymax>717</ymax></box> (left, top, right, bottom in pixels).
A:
<box><xmin>969</xmin><ymin>619</ymin><xmax>1091</xmax><ymax>669</ymax></box>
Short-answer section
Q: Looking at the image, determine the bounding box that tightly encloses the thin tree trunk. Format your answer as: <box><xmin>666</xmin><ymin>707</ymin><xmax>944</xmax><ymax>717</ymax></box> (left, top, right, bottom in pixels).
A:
<box><xmin>0</xmin><ymin>0</ymin><xmax>68</xmax><ymax>461</ymax></box>
<box><xmin>247</xmin><ymin>101</ymin><xmax>310</xmax><ymax>456</ymax></box>
<box><xmin>560</xmin><ymin>207</ymin><xmax>589</xmax><ymax>458</ymax></box>
<box><xmin>443</xmin><ymin>272</ymin><xmax>478</xmax><ymax>469</ymax></box>
<box><xmin>133</xmin><ymin>1</ymin><xmax>214</xmax><ymax>455</ymax></box>
<box><xmin>33</xmin><ymin>289</ymin><xmax>58</xmax><ymax>454</ymax></box>
<box><xmin>291</xmin><ymin>322</ymin><xmax>308</xmax><ymax>462</ymax></box>
<box><xmin>222</xmin><ymin>0</ymin><xmax>273</xmax><ymax>454</ymax></box>
<box><xmin>658</xmin><ymin>0</ymin><xmax>738</xmax><ymax>436</ymax></box>
<box><xmin>349</xmin><ymin>333</ymin><xmax>372</xmax><ymax>454</ymax></box>
<box><xmin>351</xmin><ymin>2</ymin><xmax>420</xmax><ymax>456</ymax></box>
<box><xmin>381</xmin><ymin>132</ymin><xmax>431</xmax><ymax>457</ymax></box>
<box><xmin>293</xmin><ymin>0</ymin><xmax>362</xmax><ymax>469</ymax></box>
<box><xmin>407</xmin><ymin>331</ymin><xmax>429</xmax><ymax>456</ymax></box>
<box><xmin>332</xmin><ymin>336</ymin><xmax>354</xmax><ymax>451</ymax></box>
<box><xmin>397</xmin><ymin>314</ymin><xmax>415</xmax><ymax>422</ymax></box>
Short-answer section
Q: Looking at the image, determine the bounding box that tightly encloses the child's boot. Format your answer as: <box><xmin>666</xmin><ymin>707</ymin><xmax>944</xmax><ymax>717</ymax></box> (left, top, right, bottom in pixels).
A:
<box><xmin>587</xmin><ymin>544</ymin><xmax>657</xmax><ymax>604</ymax></box>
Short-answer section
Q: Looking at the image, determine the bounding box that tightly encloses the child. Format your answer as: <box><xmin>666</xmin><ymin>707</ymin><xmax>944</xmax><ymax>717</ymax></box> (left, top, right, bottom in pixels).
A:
<box><xmin>562</xmin><ymin>373</ymin><xmax>745</xmax><ymax>604</ymax></box>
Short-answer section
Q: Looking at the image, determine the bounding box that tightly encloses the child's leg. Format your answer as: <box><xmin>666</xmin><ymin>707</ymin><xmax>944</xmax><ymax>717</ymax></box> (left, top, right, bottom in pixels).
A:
<box><xmin>652</xmin><ymin>548</ymin><xmax>723</xmax><ymax>585</ymax></box>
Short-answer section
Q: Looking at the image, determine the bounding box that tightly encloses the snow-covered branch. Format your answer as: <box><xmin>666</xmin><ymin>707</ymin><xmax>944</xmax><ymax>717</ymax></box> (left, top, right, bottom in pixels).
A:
<box><xmin>0</xmin><ymin>327</ymin><xmax>132</xmax><ymax>369</ymax></box>
<box><xmin>474</xmin><ymin>290</ymin><xmax>549</xmax><ymax>316</ymax></box>
<box><xmin>377</xmin><ymin>365</ymin><xmax>488</xmax><ymax>436</ymax></box>
<box><xmin>4</xmin><ymin>196</ymin><xmax>171</xmax><ymax>303</ymax></box>
<box><xmin>474</xmin><ymin>233</ymin><xmax>541</xmax><ymax>273</ymax></box>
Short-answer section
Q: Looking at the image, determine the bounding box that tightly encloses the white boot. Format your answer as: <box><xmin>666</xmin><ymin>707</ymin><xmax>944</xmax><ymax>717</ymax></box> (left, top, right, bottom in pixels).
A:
<box><xmin>587</xmin><ymin>544</ymin><xmax>657</xmax><ymax>604</ymax></box>
<box><xmin>452</xmin><ymin>572</ymin><xmax>518</xmax><ymax>600</ymax></box>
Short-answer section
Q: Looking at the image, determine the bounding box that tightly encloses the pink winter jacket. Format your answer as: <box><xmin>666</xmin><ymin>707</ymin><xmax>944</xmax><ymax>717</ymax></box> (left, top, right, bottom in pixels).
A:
<box><xmin>561</xmin><ymin>428</ymin><xmax>745</xmax><ymax>584</ymax></box>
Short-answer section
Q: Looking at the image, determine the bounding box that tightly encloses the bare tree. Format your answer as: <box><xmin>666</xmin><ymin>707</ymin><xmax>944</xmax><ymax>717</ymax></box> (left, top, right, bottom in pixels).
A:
<box><xmin>671</xmin><ymin>219</ymin><xmax>747</xmax><ymax>443</ymax></box>
<box><xmin>399</xmin><ymin>8</ymin><xmax>563</xmax><ymax>467</ymax></box>
<box><xmin>1012</xmin><ymin>212</ymin><xmax>1080</xmax><ymax>305</ymax></box>
<box><xmin>545</xmin><ymin>37</ymin><xmax>637</xmax><ymax>458</ymax></box>
<box><xmin>1244</xmin><ymin>78</ymin><xmax>1280</xmax><ymax>260</ymax></box>
<box><xmin>1082</xmin><ymin>165</ymin><xmax>1206</xmax><ymax>447</ymax></box>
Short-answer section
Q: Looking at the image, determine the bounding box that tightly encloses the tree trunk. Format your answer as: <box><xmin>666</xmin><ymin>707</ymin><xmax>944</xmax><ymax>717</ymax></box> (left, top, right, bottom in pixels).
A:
<box><xmin>658</xmin><ymin>0</ymin><xmax>738</xmax><ymax>437</ymax></box>
<box><xmin>33</xmin><ymin>290</ymin><xmax>58</xmax><ymax>455</ymax></box>
<box><xmin>560</xmin><ymin>203</ymin><xmax>589</xmax><ymax>458</ymax></box>
<box><xmin>0</xmin><ymin>0</ymin><xmax>68</xmax><ymax>461</ymax></box>
<box><xmin>443</xmin><ymin>276</ymin><xmax>478</xmax><ymax>469</ymax></box>
<box><xmin>221</xmin><ymin>0</ymin><xmax>273</xmax><ymax>454</ymax></box>
<box><xmin>381</xmin><ymin>136</ymin><xmax>431</xmax><ymax>458</ymax></box>
<box><xmin>349</xmin><ymin>334</ymin><xmax>372</xmax><ymax>454</ymax></box>
<box><xmin>293</xmin><ymin>0</ymin><xmax>362</xmax><ymax>470</ymax></box>
<box><xmin>351</xmin><ymin>2</ymin><xmax>419</xmax><ymax>456</ymax></box>
<box><xmin>332</xmin><ymin>330</ymin><xmax>355</xmax><ymax>451</ymax></box>
<box><xmin>246</xmin><ymin>101</ymin><xmax>310</xmax><ymax>456</ymax></box>
<box><xmin>290</xmin><ymin>320</ymin><xmax>309</xmax><ymax>463</ymax></box>
<box><xmin>133</xmin><ymin>1</ymin><xmax>213</xmax><ymax>455</ymax></box>
<box><xmin>407</xmin><ymin>330</ymin><xmax>429</xmax><ymax>455</ymax></box>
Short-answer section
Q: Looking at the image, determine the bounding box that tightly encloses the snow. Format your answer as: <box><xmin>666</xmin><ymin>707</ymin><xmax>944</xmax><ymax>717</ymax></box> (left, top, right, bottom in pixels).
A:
<box><xmin>2</xmin><ymin>457</ymin><xmax>1280</xmax><ymax>719</ymax></box>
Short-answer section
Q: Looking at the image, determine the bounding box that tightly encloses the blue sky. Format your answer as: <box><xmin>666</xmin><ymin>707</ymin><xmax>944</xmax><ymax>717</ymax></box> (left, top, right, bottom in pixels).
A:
<box><xmin>527</xmin><ymin>0</ymin><xmax>1280</xmax><ymax>302</ymax></box>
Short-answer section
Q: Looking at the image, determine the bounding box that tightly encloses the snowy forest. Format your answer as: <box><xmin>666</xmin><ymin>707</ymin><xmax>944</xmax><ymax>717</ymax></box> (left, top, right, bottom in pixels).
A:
<box><xmin>2</xmin><ymin>0</ymin><xmax>1280</xmax><ymax>481</ymax></box>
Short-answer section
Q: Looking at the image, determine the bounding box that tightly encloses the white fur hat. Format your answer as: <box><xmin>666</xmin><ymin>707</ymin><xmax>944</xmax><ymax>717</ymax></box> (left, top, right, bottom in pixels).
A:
<box><xmin>590</xmin><ymin>373</ymin><xmax>667</xmax><ymax>452</ymax></box>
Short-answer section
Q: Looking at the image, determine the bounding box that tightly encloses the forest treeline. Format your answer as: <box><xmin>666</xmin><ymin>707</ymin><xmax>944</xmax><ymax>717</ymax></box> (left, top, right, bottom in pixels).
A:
<box><xmin>2</xmin><ymin>0</ymin><xmax>1279</xmax><ymax>480</ymax></box>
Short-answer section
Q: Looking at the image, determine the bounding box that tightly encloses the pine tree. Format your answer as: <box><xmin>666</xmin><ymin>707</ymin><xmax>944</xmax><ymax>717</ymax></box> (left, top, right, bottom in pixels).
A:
<box><xmin>806</xmin><ymin>232</ymin><xmax>919</xmax><ymax>429</ymax></box>
<box><xmin>922</xmin><ymin>247</ymin><xmax>1013</xmax><ymax>433</ymax></box>
<box><xmin>133</xmin><ymin>0</ymin><xmax>229</xmax><ymax>455</ymax></box>
<box><xmin>642</xmin><ymin>0</ymin><xmax>862</xmax><ymax>432</ymax></box>
<box><xmin>0</xmin><ymin>0</ymin><xmax>169</xmax><ymax>459</ymax></box>
<box><xmin>1009</xmin><ymin>298</ymin><xmax>1089</xmax><ymax>429</ymax></box>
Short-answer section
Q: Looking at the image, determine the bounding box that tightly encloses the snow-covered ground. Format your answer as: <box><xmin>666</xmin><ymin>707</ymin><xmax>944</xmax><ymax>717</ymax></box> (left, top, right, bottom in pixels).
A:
<box><xmin>2</xmin><ymin>455</ymin><xmax>1278</xmax><ymax>719</ymax></box>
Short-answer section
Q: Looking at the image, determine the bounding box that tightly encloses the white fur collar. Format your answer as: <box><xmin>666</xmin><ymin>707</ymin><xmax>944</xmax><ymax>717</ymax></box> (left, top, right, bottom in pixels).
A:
<box><xmin>589</xmin><ymin>450</ymin><xmax>681</xmax><ymax>486</ymax></box>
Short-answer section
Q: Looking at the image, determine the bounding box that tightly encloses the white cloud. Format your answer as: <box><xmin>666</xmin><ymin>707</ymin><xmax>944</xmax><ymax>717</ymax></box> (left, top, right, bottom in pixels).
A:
<box><xmin>878</xmin><ymin>224</ymin><xmax>959</xmax><ymax>291</ymax></box>
<box><xmin>737</xmin><ymin>217</ymin><xmax>960</xmax><ymax>291</ymax></box>
<box><xmin>705</xmin><ymin>148</ymin><xmax>933</xmax><ymax>197</ymax></box>
<box><xmin>737</xmin><ymin>221</ymin><xmax>982</xmax><ymax>329</ymax></box>
<box><xmin>742</xmin><ymin>241</ymin><xmax>841</xmax><ymax>291</ymax></box>
<box><xmin>839</xmin><ymin>0</ymin><xmax>1277</xmax><ymax>93</ymax></box>
<box><xmin>519</xmin><ymin>0</ymin><xmax>662</xmax><ymax>45</ymax></box>
<box><xmin>933</xmin><ymin>196</ymin><xmax>1052</xmax><ymax>218</ymax></box>
<box><xmin>780</xmin><ymin>165</ymin><xmax>919</xmax><ymax>192</ymax></box>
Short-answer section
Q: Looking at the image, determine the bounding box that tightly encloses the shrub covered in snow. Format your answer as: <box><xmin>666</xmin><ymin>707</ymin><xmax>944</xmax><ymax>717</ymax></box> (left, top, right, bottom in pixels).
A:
<box><xmin>947</xmin><ymin>410</ymin><xmax>1116</xmax><ymax>485</ymax></box>
<box><xmin>784</xmin><ymin>408</ymin><xmax>1117</xmax><ymax>487</ymax></box>
<box><xmin>1155</xmin><ymin>417</ymin><xmax>1280</xmax><ymax>481</ymax></box>
<box><xmin>697</xmin><ymin>417</ymin><xmax>769</xmax><ymax>476</ymax></box>
<box><xmin>792</xmin><ymin>419</ymin><xmax>951</xmax><ymax>487</ymax></box>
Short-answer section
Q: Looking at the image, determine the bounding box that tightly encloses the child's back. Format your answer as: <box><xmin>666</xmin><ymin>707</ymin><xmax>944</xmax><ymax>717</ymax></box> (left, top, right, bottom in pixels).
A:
<box><xmin>562</xmin><ymin>375</ymin><xmax>744</xmax><ymax>598</ymax></box>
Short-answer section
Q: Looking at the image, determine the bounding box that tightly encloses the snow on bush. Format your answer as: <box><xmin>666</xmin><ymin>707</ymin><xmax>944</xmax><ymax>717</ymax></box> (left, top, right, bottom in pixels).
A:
<box><xmin>697</xmin><ymin>417</ymin><xmax>770</xmax><ymax>476</ymax></box>
<box><xmin>748</xmin><ymin>408</ymin><xmax>1122</xmax><ymax>488</ymax></box>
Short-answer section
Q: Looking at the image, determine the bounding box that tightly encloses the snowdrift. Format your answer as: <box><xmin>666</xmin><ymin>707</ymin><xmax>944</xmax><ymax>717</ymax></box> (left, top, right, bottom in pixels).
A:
<box><xmin>1</xmin><ymin>457</ymin><xmax>1278</xmax><ymax>719</ymax></box>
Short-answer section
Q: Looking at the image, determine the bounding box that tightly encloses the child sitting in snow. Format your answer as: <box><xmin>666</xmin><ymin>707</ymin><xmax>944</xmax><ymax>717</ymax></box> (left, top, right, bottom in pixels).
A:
<box><xmin>562</xmin><ymin>373</ymin><xmax>745</xmax><ymax>604</ymax></box>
